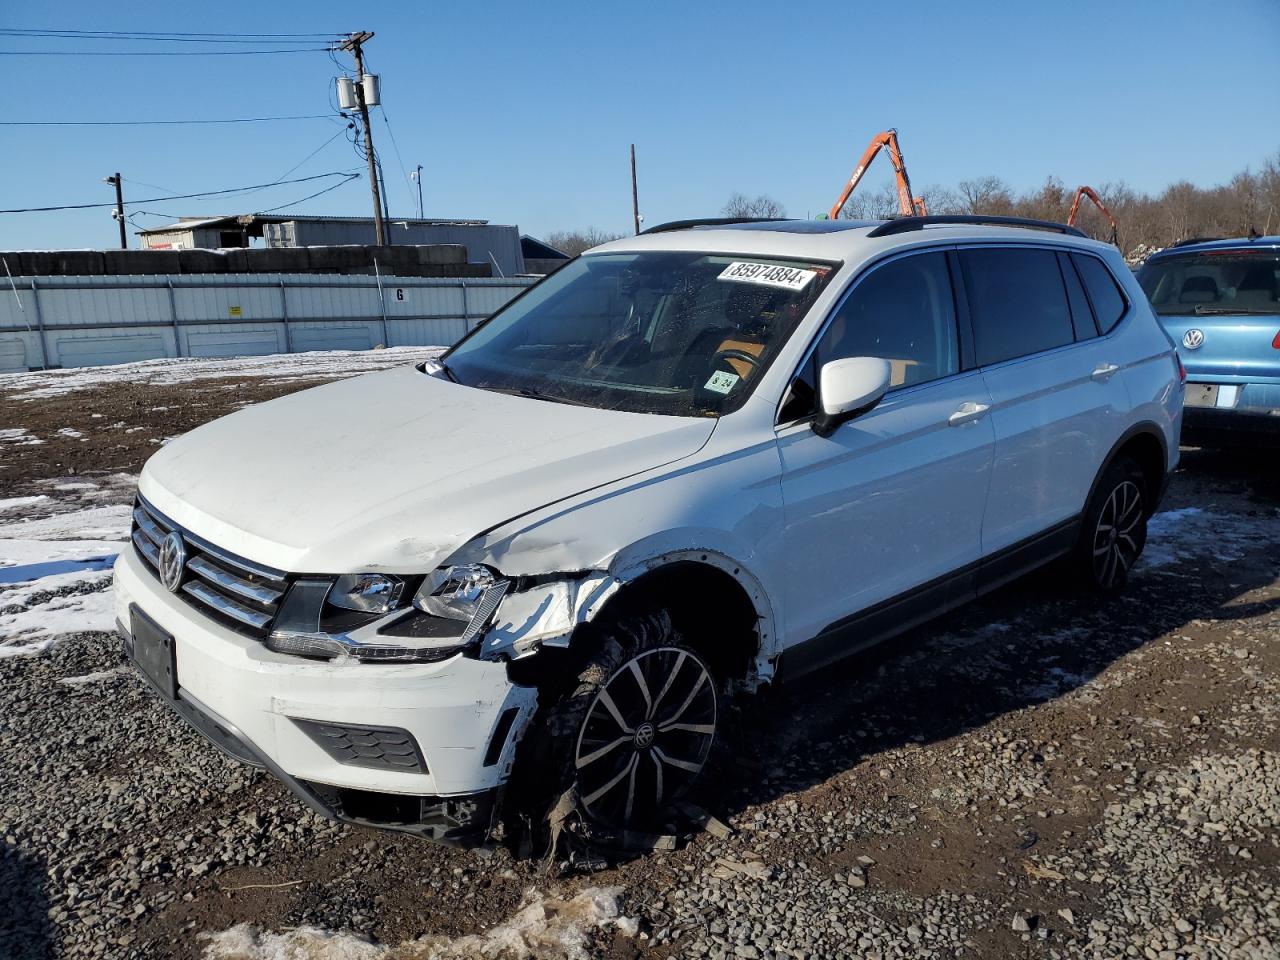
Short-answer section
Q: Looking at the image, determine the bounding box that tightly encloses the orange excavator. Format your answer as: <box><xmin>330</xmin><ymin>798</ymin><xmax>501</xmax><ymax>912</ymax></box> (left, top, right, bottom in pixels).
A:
<box><xmin>1066</xmin><ymin>185</ymin><xmax>1119</xmax><ymax>245</ymax></box>
<box><xmin>828</xmin><ymin>128</ymin><xmax>927</xmax><ymax>220</ymax></box>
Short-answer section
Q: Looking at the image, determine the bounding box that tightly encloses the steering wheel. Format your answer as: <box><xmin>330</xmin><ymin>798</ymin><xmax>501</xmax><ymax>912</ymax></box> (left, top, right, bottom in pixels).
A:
<box><xmin>711</xmin><ymin>348</ymin><xmax>762</xmax><ymax>373</ymax></box>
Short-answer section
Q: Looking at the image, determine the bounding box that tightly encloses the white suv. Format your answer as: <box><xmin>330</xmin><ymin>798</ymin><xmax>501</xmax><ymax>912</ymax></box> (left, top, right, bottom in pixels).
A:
<box><xmin>115</xmin><ymin>215</ymin><xmax>1183</xmax><ymax>846</ymax></box>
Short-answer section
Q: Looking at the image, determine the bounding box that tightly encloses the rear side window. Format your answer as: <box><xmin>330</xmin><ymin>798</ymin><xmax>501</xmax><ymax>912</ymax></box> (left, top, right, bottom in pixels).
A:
<box><xmin>960</xmin><ymin>248</ymin><xmax>1075</xmax><ymax>366</ymax></box>
<box><xmin>1073</xmin><ymin>254</ymin><xmax>1127</xmax><ymax>334</ymax></box>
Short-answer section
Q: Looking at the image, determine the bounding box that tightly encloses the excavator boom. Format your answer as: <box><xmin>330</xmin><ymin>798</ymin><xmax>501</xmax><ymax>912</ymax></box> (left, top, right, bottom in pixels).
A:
<box><xmin>829</xmin><ymin>129</ymin><xmax>927</xmax><ymax>220</ymax></box>
<box><xmin>1066</xmin><ymin>185</ymin><xmax>1119</xmax><ymax>244</ymax></box>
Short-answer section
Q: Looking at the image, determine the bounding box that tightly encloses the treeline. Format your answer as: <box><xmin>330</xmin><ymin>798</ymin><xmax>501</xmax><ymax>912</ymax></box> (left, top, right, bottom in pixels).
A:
<box><xmin>835</xmin><ymin>151</ymin><xmax>1280</xmax><ymax>259</ymax></box>
<box><xmin>545</xmin><ymin>151</ymin><xmax>1280</xmax><ymax>260</ymax></box>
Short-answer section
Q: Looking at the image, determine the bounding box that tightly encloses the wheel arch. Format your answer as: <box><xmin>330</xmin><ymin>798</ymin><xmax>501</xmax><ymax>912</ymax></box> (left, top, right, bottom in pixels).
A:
<box><xmin>597</xmin><ymin>550</ymin><xmax>776</xmax><ymax>688</ymax></box>
<box><xmin>1086</xmin><ymin>422</ymin><xmax>1169</xmax><ymax>518</ymax></box>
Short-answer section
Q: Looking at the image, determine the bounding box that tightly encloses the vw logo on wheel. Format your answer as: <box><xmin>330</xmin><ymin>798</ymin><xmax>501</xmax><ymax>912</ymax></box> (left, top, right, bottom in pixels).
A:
<box><xmin>1182</xmin><ymin>328</ymin><xmax>1204</xmax><ymax>350</ymax></box>
<box><xmin>157</xmin><ymin>531</ymin><xmax>187</xmax><ymax>593</ymax></box>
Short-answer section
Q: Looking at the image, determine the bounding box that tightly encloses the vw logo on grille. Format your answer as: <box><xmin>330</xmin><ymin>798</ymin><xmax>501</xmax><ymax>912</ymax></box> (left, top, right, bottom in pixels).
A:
<box><xmin>1182</xmin><ymin>328</ymin><xmax>1204</xmax><ymax>350</ymax></box>
<box><xmin>158</xmin><ymin>531</ymin><xmax>187</xmax><ymax>593</ymax></box>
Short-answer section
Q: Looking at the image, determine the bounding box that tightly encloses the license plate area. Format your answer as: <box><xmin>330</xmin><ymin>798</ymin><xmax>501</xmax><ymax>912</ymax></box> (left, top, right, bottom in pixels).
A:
<box><xmin>1185</xmin><ymin>383</ymin><xmax>1219</xmax><ymax>408</ymax></box>
<box><xmin>130</xmin><ymin>605</ymin><xmax>177</xmax><ymax>700</ymax></box>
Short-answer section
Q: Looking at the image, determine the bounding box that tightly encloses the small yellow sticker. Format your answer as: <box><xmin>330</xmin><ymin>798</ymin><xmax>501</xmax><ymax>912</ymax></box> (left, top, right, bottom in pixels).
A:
<box><xmin>228</xmin><ymin>305</ymin><xmax>243</xmax><ymax>317</ymax></box>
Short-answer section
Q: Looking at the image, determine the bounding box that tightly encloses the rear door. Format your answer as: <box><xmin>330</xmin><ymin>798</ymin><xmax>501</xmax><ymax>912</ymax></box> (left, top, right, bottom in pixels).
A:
<box><xmin>960</xmin><ymin>246</ymin><xmax>1131</xmax><ymax>579</ymax></box>
<box><xmin>776</xmin><ymin>250</ymin><xmax>994</xmax><ymax>670</ymax></box>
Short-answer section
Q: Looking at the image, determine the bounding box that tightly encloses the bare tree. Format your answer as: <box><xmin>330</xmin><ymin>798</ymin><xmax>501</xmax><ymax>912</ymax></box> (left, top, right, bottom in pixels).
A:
<box><xmin>543</xmin><ymin>227</ymin><xmax>626</xmax><ymax>257</ymax></box>
<box><xmin>957</xmin><ymin>176</ymin><xmax>1014</xmax><ymax>215</ymax></box>
<box><xmin>722</xmin><ymin>193</ymin><xmax>787</xmax><ymax>219</ymax></box>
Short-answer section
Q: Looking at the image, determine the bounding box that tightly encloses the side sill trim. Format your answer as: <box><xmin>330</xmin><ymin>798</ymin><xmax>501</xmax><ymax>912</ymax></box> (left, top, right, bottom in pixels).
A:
<box><xmin>777</xmin><ymin>515</ymin><xmax>1080</xmax><ymax>682</ymax></box>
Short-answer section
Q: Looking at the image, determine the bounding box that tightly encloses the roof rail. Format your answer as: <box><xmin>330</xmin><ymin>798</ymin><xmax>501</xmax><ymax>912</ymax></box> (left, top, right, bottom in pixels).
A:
<box><xmin>867</xmin><ymin>215</ymin><xmax>1087</xmax><ymax>239</ymax></box>
<box><xmin>640</xmin><ymin>217</ymin><xmax>790</xmax><ymax>235</ymax></box>
<box><xmin>1171</xmin><ymin>236</ymin><xmax>1224</xmax><ymax>247</ymax></box>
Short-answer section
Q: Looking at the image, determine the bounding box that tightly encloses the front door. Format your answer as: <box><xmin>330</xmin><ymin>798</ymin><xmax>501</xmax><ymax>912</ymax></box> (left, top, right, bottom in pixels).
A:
<box><xmin>776</xmin><ymin>250</ymin><xmax>994</xmax><ymax>675</ymax></box>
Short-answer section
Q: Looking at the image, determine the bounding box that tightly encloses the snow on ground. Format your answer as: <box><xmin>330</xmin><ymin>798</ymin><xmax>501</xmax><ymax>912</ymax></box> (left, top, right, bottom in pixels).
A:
<box><xmin>200</xmin><ymin>887</ymin><xmax>636</xmax><ymax>960</ymax></box>
<box><xmin>1138</xmin><ymin>506</ymin><xmax>1279</xmax><ymax>569</ymax></box>
<box><xmin>0</xmin><ymin>346</ymin><xmax>446</xmax><ymax>402</ymax></box>
<box><xmin>0</xmin><ymin>427</ymin><xmax>44</xmax><ymax>445</ymax></box>
<box><xmin>0</xmin><ymin>494</ymin><xmax>132</xmax><ymax>657</ymax></box>
<box><xmin>0</xmin><ymin>494</ymin><xmax>48</xmax><ymax>513</ymax></box>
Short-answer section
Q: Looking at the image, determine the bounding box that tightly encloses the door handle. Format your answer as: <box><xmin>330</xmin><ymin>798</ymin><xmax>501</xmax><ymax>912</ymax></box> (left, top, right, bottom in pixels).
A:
<box><xmin>1091</xmin><ymin>362</ymin><xmax>1120</xmax><ymax>381</ymax></box>
<box><xmin>948</xmin><ymin>401</ymin><xmax>990</xmax><ymax>426</ymax></box>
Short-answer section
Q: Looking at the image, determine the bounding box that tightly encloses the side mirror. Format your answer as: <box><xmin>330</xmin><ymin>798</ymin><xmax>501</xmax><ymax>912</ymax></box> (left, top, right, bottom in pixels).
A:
<box><xmin>811</xmin><ymin>357</ymin><xmax>891</xmax><ymax>438</ymax></box>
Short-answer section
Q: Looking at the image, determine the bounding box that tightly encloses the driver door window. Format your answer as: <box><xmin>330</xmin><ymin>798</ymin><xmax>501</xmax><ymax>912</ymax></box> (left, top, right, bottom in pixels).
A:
<box><xmin>780</xmin><ymin>252</ymin><xmax>959</xmax><ymax>421</ymax></box>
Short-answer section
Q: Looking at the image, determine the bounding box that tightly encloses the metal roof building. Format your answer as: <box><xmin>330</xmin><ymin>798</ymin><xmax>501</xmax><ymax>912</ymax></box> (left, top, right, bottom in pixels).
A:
<box><xmin>139</xmin><ymin>214</ymin><xmax>527</xmax><ymax>277</ymax></box>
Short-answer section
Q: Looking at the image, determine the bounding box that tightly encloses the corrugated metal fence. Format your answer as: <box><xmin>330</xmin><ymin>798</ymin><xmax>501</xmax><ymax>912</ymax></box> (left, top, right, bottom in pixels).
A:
<box><xmin>0</xmin><ymin>273</ymin><xmax>535</xmax><ymax>371</ymax></box>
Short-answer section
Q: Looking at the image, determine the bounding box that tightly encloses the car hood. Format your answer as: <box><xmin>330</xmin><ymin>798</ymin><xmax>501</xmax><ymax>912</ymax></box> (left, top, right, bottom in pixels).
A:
<box><xmin>139</xmin><ymin>364</ymin><xmax>716</xmax><ymax>573</ymax></box>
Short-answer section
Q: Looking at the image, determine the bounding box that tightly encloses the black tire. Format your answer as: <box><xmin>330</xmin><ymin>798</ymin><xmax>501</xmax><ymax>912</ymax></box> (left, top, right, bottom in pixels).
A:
<box><xmin>511</xmin><ymin>610</ymin><xmax>719</xmax><ymax>851</ymax></box>
<box><xmin>1074</xmin><ymin>455</ymin><xmax>1148</xmax><ymax>593</ymax></box>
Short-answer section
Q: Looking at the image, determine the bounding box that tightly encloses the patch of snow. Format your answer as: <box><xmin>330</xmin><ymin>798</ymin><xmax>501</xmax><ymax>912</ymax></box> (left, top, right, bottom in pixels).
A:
<box><xmin>57</xmin><ymin>427</ymin><xmax>85</xmax><ymax>439</ymax></box>
<box><xmin>0</xmin><ymin>346</ymin><xmax>445</xmax><ymax>402</ymax></box>
<box><xmin>0</xmin><ymin>569</ymin><xmax>116</xmax><ymax>657</ymax></box>
<box><xmin>0</xmin><ymin>503</ymin><xmax>130</xmax><ymax>656</ymax></box>
<box><xmin>59</xmin><ymin>665</ymin><xmax>130</xmax><ymax>686</ymax></box>
<box><xmin>0</xmin><ymin>495</ymin><xmax>48</xmax><ymax>513</ymax></box>
<box><xmin>200</xmin><ymin>886</ymin><xmax>635</xmax><ymax>960</ymax></box>
<box><xmin>0</xmin><ymin>428</ymin><xmax>43</xmax><ymax>446</ymax></box>
<box><xmin>1138</xmin><ymin>506</ymin><xmax>1279</xmax><ymax>572</ymax></box>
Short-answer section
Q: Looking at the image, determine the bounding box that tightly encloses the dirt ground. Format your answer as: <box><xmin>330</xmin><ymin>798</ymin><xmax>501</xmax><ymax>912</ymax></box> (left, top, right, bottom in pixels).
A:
<box><xmin>1</xmin><ymin>358</ymin><xmax>1277</xmax><ymax>959</ymax></box>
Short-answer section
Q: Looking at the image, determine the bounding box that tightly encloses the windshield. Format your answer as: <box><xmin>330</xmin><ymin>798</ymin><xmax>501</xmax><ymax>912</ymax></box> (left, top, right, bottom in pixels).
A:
<box><xmin>443</xmin><ymin>251</ymin><xmax>838</xmax><ymax>416</ymax></box>
<box><xmin>1137</xmin><ymin>250</ymin><xmax>1280</xmax><ymax>315</ymax></box>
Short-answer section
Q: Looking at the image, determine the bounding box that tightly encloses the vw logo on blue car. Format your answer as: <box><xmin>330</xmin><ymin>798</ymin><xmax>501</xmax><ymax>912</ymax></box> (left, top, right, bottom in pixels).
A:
<box><xmin>158</xmin><ymin>531</ymin><xmax>187</xmax><ymax>593</ymax></box>
<box><xmin>1182</xmin><ymin>328</ymin><xmax>1204</xmax><ymax>350</ymax></box>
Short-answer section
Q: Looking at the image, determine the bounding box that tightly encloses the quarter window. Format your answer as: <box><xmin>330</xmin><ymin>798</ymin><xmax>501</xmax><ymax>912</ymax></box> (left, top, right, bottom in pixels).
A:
<box><xmin>960</xmin><ymin>248</ymin><xmax>1075</xmax><ymax>366</ymax></box>
<box><xmin>1073</xmin><ymin>254</ymin><xmax>1127</xmax><ymax>334</ymax></box>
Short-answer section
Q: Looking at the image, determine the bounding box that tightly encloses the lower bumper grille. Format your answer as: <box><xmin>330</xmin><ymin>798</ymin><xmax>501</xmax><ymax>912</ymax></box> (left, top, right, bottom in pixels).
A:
<box><xmin>131</xmin><ymin>496</ymin><xmax>288</xmax><ymax>638</ymax></box>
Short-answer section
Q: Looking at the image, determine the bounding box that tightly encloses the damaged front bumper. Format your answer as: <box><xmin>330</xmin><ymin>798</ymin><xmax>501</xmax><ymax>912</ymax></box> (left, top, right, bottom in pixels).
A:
<box><xmin>114</xmin><ymin>546</ymin><xmax>538</xmax><ymax>846</ymax></box>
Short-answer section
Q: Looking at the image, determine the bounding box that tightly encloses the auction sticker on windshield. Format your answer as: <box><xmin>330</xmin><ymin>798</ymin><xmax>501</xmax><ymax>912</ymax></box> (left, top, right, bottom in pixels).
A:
<box><xmin>719</xmin><ymin>261</ymin><xmax>816</xmax><ymax>291</ymax></box>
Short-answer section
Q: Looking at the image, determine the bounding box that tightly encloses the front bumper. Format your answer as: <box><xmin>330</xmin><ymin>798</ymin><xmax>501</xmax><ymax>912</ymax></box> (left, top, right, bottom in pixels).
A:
<box><xmin>114</xmin><ymin>546</ymin><xmax>539</xmax><ymax>843</ymax></box>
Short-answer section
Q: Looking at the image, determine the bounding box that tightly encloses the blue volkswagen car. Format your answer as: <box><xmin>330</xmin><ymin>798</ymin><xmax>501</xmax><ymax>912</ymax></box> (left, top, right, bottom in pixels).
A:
<box><xmin>1137</xmin><ymin>237</ymin><xmax>1280</xmax><ymax>446</ymax></box>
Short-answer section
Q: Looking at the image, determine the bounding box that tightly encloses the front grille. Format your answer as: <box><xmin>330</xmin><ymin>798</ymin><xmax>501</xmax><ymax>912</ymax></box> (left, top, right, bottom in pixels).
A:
<box><xmin>132</xmin><ymin>496</ymin><xmax>289</xmax><ymax>638</ymax></box>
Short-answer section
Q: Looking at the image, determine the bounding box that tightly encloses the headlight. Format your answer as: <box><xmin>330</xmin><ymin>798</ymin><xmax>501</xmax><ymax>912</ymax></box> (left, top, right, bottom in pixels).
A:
<box><xmin>414</xmin><ymin>564</ymin><xmax>502</xmax><ymax>622</ymax></box>
<box><xmin>265</xmin><ymin>565</ymin><xmax>510</xmax><ymax>664</ymax></box>
<box><xmin>329</xmin><ymin>573</ymin><xmax>404</xmax><ymax>614</ymax></box>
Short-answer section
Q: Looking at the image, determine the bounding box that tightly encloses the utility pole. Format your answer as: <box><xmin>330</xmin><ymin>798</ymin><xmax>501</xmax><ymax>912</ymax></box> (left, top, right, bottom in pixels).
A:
<box><xmin>104</xmin><ymin>173</ymin><xmax>127</xmax><ymax>249</ymax></box>
<box><xmin>630</xmin><ymin>144</ymin><xmax>641</xmax><ymax>235</ymax></box>
<box><xmin>340</xmin><ymin>31</ymin><xmax>386</xmax><ymax>246</ymax></box>
<box><xmin>413</xmin><ymin>164</ymin><xmax>423</xmax><ymax>219</ymax></box>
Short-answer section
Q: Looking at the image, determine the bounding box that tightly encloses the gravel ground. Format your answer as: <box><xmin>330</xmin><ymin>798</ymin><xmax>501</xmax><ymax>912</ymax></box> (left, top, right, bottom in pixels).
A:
<box><xmin>1</xmin><ymin>359</ymin><xmax>1277</xmax><ymax>959</ymax></box>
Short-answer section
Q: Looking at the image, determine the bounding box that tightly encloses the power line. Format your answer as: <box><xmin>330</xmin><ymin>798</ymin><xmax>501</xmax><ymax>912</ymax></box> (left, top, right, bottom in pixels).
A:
<box><xmin>0</xmin><ymin>28</ymin><xmax>342</xmax><ymax>40</ymax></box>
<box><xmin>259</xmin><ymin>175</ymin><xmax>360</xmax><ymax>213</ymax></box>
<box><xmin>0</xmin><ymin>47</ymin><xmax>334</xmax><ymax>56</ymax></box>
<box><xmin>272</xmin><ymin>126</ymin><xmax>353</xmax><ymax>183</ymax></box>
<box><xmin>0</xmin><ymin>172</ymin><xmax>360</xmax><ymax>214</ymax></box>
<box><xmin>0</xmin><ymin>114</ymin><xmax>341</xmax><ymax>127</ymax></box>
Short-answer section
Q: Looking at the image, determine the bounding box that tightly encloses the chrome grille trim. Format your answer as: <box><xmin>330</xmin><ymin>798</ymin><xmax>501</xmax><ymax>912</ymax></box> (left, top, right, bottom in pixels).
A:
<box><xmin>187</xmin><ymin>555</ymin><xmax>285</xmax><ymax>606</ymax></box>
<box><xmin>131</xmin><ymin>495</ymin><xmax>287</xmax><ymax>637</ymax></box>
<box><xmin>181</xmin><ymin>580</ymin><xmax>274</xmax><ymax>630</ymax></box>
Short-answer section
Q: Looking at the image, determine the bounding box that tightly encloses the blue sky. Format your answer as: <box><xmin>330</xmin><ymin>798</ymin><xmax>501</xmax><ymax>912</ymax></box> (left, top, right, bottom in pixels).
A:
<box><xmin>2</xmin><ymin>0</ymin><xmax>1278</xmax><ymax>249</ymax></box>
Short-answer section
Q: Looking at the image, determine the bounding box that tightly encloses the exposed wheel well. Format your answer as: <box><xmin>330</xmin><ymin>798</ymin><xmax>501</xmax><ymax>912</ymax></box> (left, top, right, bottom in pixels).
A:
<box><xmin>1111</xmin><ymin>430</ymin><xmax>1167</xmax><ymax>514</ymax></box>
<box><xmin>598</xmin><ymin>561</ymin><xmax>761</xmax><ymax>682</ymax></box>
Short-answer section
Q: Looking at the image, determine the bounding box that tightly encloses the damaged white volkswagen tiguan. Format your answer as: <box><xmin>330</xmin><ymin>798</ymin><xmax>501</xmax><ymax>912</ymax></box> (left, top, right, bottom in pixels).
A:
<box><xmin>116</xmin><ymin>215</ymin><xmax>1183</xmax><ymax>847</ymax></box>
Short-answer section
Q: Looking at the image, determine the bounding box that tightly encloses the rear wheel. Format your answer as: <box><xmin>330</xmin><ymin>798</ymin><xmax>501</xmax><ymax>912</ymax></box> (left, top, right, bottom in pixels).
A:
<box><xmin>1075</xmin><ymin>456</ymin><xmax>1148</xmax><ymax>593</ymax></box>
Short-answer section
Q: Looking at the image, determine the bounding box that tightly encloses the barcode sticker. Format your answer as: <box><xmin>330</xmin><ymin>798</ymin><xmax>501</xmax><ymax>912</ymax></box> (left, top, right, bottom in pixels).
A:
<box><xmin>718</xmin><ymin>261</ymin><xmax>816</xmax><ymax>291</ymax></box>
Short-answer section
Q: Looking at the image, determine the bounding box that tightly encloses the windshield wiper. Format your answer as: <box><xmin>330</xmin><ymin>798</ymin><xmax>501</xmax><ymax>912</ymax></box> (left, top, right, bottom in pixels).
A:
<box><xmin>517</xmin><ymin>386</ymin><xmax>593</xmax><ymax>407</ymax></box>
<box><xmin>1194</xmin><ymin>305</ymin><xmax>1264</xmax><ymax>315</ymax></box>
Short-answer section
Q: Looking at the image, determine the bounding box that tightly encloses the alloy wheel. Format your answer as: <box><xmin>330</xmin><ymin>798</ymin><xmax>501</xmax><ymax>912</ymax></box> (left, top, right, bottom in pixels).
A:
<box><xmin>1092</xmin><ymin>480</ymin><xmax>1143</xmax><ymax>589</ymax></box>
<box><xmin>573</xmin><ymin>646</ymin><xmax>717</xmax><ymax>826</ymax></box>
